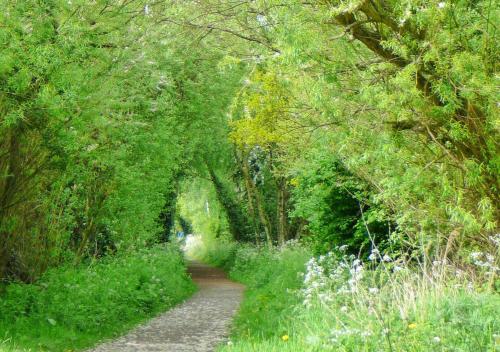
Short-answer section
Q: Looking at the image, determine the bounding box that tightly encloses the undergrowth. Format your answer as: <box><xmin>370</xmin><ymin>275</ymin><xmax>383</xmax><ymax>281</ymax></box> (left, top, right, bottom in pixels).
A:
<box><xmin>0</xmin><ymin>244</ymin><xmax>195</xmax><ymax>352</ymax></box>
<box><xmin>200</xmin><ymin>240</ymin><xmax>500</xmax><ymax>352</ymax></box>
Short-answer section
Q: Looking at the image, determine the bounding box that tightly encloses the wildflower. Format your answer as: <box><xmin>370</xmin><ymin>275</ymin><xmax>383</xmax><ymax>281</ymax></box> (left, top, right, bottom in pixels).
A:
<box><xmin>339</xmin><ymin>245</ymin><xmax>348</xmax><ymax>252</ymax></box>
<box><xmin>369</xmin><ymin>287</ymin><xmax>379</xmax><ymax>294</ymax></box>
<box><xmin>489</xmin><ymin>234</ymin><xmax>500</xmax><ymax>247</ymax></box>
<box><xmin>86</xmin><ymin>144</ymin><xmax>98</xmax><ymax>152</ymax></box>
<box><xmin>493</xmin><ymin>334</ymin><xmax>500</xmax><ymax>344</ymax></box>
<box><xmin>305</xmin><ymin>335</ymin><xmax>320</xmax><ymax>345</ymax></box>
<box><xmin>368</xmin><ymin>249</ymin><xmax>379</xmax><ymax>261</ymax></box>
<box><xmin>256</xmin><ymin>14</ymin><xmax>268</xmax><ymax>27</ymax></box>
<box><xmin>438</xmin><ymin>2</ymin><xmax>446</xmax><ymax>8</ymax></box>
<box><xmin>433</xmin><ymin>336</ymin><xmax>441</xmax><ymax>343</ymax></box>
<box><xmin>408</xmin><ymin>323</ymin><xmax>417</xmax><ymax>329</ymax></box>
<box><xmin>361</xmin><ymin>331</ymin><xmax>372</xmax><ymax>338</ymax></box>
<box><xmin>471</xmin><ymin>252</ymin><xmax>483</xmax><ymax>260</ymax></box>
<box><xmin>382</xmin><ymin>254</ymin><xmax>392</xmax><ymax>262</ymax></box>
<box><xmin>318</xmin><ymin>293</ymin><xmax>333</xmax><ymax>303</ymax></box>
<box><xmin>281</xmin><ymin>334</ymin><xmax>289</xmax><ymax>342</ymax></box>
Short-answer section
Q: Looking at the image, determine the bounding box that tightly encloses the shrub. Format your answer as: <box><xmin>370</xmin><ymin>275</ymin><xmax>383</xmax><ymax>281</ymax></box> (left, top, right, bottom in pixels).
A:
<box><xmin>0</xmin><ymin>244</ymin><xmax>195</xmax><ymax>352</ymax></box>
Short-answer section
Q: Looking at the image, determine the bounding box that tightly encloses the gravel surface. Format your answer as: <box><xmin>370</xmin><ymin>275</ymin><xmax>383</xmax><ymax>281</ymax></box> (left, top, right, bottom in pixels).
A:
<box><xmin>89</xmin><ymin>261</ymin><xmax>244</xmax><ymax>352</ymax></box>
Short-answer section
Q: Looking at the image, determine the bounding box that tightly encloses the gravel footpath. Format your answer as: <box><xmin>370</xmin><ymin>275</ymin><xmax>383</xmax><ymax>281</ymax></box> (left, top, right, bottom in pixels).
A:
<box><xmin>89</xmin><ymin>261</ymin><xmax>244</xmax><ymax>352</ymax></box>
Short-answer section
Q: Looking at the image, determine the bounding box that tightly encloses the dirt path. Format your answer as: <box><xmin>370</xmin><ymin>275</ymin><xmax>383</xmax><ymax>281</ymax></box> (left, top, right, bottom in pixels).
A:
<box><xmin>89</xmin><ymin>261</ymin><xmax>244</xmax><ymax>352</ymax></box>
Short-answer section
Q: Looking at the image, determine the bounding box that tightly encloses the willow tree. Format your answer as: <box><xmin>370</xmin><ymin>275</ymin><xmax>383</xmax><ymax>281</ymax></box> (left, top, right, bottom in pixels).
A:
<box><xmin>0</xmin><ymin>0</ymin><xmax>230</xmax><ymax>280</ymax></box>
<box><xmin>167</xmin><ymin>0</ymin><xmax>499</xmax><ymax>254</ymax></box>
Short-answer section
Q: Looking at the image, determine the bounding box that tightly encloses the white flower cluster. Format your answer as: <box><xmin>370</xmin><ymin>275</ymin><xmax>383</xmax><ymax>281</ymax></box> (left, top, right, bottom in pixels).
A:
<box><xmin>302</xmin><ymin>248</ymin><xmax>371</xmax><ymax>307</ymax></box>
<box><xmin>368</xmin><ymin>248</ymin><xmax>392</xmax><ymax>262</ymax></box>
<box><xmin>337</xmin><ymin>257</ymin><xmax>365</xmax><ymax>295</ymax></box>
<box><xmin>470</xmin><ymin>251</ymin><xmax>499</xmax><ymax>275</ymax></box>
<box><xmin>469</xmin><ymin>234</ymin><xmax>500</xmax><ymax>276</ymax></box>
<box><xmin>280</xmin><ymin>239</ymin><xmax>301</xmax><ymax>251</ymax></box>
<box><xmin>303</xmin><ymin>255</ymin><xmax>332</xmax><ymax>307</ymax></box>
<box><xmin>368</xmin><ymin>248</ymin><xmax>379</xmax><ymax>261</ymax></box>
<box><xmin>330</xmin><ymin>327</ymin><xmax>372</xmax><ymax>344</ymax></box>
<box><xmin>489</xmin><ymin>234</ymin><xmax>500</xmax><ymax>247</ymax></box>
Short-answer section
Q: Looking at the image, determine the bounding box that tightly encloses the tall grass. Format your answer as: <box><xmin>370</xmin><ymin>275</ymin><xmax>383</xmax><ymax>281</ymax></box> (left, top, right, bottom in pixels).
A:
<box><xmin>0</xmin><ymin>244</ymin><xmax>195</xmax><ymax>352</ymax></box>
<box><xmin>204</xmin><ymin>240</ymin><xmax>500</xmax><ymax>352</ymax></box>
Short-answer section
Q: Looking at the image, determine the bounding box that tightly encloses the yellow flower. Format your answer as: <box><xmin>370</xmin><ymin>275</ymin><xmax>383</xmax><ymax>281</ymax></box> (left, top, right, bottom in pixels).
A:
<box><xmin>408</xmin><ymin>323</ymin><xmax>417</xmax><ymax>329</ymax></box>
<box><xmin>282</xmin><ymin>334</ymin><xmax>289</xmax><ymax>341</ymax></box>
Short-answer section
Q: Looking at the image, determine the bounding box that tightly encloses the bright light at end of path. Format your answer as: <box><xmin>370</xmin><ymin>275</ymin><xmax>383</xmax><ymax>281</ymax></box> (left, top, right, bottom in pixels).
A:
<box><xmin>183</xmin><ymin>234</ymin><xmax>203</xmax><ymax>259</ymax></box>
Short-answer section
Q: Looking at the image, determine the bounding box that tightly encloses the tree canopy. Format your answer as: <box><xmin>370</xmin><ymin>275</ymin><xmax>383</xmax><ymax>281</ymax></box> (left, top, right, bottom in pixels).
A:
<box><xmin>1</xmin><ymin>0</ymin><xmax>498</xmax><ymax>281</ymax></box>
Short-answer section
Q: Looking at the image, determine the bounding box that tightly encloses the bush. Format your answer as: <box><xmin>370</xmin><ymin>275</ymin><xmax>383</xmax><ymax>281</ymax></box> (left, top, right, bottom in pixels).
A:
<box><xmin>290</xmin><ymin>147</ymin><xmax>393</xmax><ymax>256</ymax></box>
<box><xmin>201</xmin><ymin>240</ymin><xmax>239</xmax><ymax>272</ymax></box>
<box><xmin>0</xmin><ymin>244</ymin><xmax>195</xmax><ymax>352</ymax></box>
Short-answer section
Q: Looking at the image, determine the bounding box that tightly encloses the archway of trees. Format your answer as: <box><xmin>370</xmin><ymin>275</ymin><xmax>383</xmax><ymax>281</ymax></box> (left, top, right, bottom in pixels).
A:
<box><xmin>1</xmin><ymin>0</ymin><xmax>498</xmax><ymax>283</ymax></box>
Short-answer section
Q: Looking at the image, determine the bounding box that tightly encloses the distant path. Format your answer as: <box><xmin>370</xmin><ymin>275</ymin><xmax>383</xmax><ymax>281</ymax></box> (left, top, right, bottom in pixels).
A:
<box><xmin>89</xmin><ymin>261</ymin><xmax>244</xmax><ymax>352</ymax></box>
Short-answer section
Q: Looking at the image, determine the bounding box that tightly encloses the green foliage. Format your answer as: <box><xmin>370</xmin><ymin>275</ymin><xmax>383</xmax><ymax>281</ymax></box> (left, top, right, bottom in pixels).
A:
<box><xmin>227</xmin><ymin>245</ymin><xmax>310</xmax><ymax>340</ymax></box>
<box><xmin>0</xmin><ymin>0</ymin><xmax>186</xmax><ymax>280</ymax></box>
<box><xmin>0</xmin><ymin>0</ymin><xmax>498</xmax><ymax>349</ymax></box>
<box><xmin>229</xmin><ymin>69</ymin><xmax>294</xmax><ymax>150</ymax></box>
<box><xmin>2</xmin><ymin>0</ymin><xmax>497</xmax><ymax>282</ymax></box>
<box><xmin>178</xmin><ymin>178</ymin><xmax>233</xmax><ymax>243</ymax></box>
<box><xmin>0</xmin><ymin>244</ymin><xmax>195</xmax><ymax>352</ymax></box>
<box><xmin>211</xmin><ymin>243</ymin><xmax>499</xmax><ymax>352</ymax></box>
<box><xmin>199</xmin><ymin>241</ymin><xmax>239</xmax><ymax>272</ymax></box>
<box><xmin>197</xmin><ymin>0</ymin><xmax>499</xmax><ymax>251</ymax></box>
<box><xmin>0</xmin><ymin>0</ymin><xmax>249</xmax><ymax>281</ymax></box>
<box><xmin>208</xmin><ymin>167</ymin><xmax>254</xmax><ymax>242</ymax></box>
<box><xmin>290</xmin><ymin>143</ymin><xmax>392</xmax><ymax>254</ymax></box>
<box><xmin>203</xmin><ymin>242</ymin><xmax>311</xmax><ymax>341</ymax></box>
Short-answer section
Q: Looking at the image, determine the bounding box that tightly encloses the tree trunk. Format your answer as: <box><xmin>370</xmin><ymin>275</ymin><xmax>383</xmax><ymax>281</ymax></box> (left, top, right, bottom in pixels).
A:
<box><xmin>0</xmin><ymin>129</ymin><xmax>21</xmax><ymax>280</ymax></box>
<box><xmin>276</xmin><ymin>177</ymin><xmax>289</xmax><ymax>245</ymax></box>
<box><xmin>242</xmin><ymin>165</ymin><xmax>260</xmax><ymax>245</ymax></box>
<box><xmin>241</xmin><ymin>155</ymin><xmax>273</xmax><ymax>246</ymax></box>
<box><xmin>207</xmin><ymin>163</ymin><xmax>251</xmax><ymax>242</ymax></box>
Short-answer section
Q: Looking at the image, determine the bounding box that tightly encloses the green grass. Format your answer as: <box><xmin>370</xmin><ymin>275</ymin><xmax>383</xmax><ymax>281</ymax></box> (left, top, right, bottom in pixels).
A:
<box><xmin>202</xmin><ymin>243</ymin><xmax>500</xmax><ymax>352</ymax></box>
<box><xmin>200</xmin><ymin>243</ymin><xmax>311</xmax><ymax>346</ymax></box>
<box><xmin>0</xmin><ymin>244</ymin><xmax>195</xmax><ymax>352</ymax></box>
<box><xmin>198</xmin><ymin>240</ymin><xmax>238</xmax><ymax>272</ymax></box>
<box><xmin>227</xmin><ymin>245</ymin><xmax>311</xmax><ymax>341</ymax></box>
